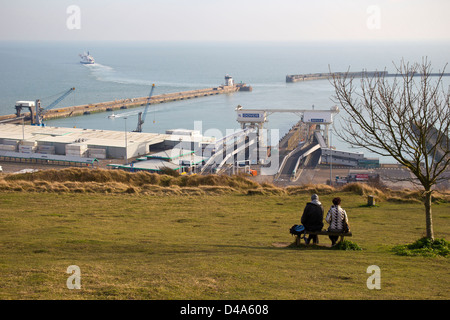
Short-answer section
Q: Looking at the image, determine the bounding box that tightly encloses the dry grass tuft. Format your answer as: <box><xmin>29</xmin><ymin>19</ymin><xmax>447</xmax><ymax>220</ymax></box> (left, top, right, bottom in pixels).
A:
<box><xmin>0</xmin><ymin>168</ymin><xmax>259</xmax><ymax>195</ymax></box>
<box><xmin>286</xmin><ymin>183</ymin><xmax>335</xmax><ymax>196</ymax></box>
<box><xmin>1</xmin><ymin>168</ymin><xmax>448</xmax><ymax>200</ymax></box>
<box><xmin>340</xmin><ymin>182</ymin><xmax>385</xmax><ymax>198</ymax></box>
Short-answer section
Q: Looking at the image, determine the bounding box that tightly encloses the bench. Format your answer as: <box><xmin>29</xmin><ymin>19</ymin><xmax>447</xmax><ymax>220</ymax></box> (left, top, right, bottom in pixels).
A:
<box><xmin>295</xmin><ymin>230</ymin><xmax>352</xmax><ymax>246</ymax></box>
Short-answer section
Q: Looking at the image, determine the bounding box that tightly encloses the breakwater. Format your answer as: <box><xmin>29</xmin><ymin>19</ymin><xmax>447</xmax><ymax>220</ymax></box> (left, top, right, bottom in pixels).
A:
<box><xmin>0</xmin><ymin>83</ymin><xmax>252</xmax><ymax>124</ymax></box>
<box><xmin>286</xmin><ymin>71</ymin><xmax>450</xmax><ymax>82</ymax></box>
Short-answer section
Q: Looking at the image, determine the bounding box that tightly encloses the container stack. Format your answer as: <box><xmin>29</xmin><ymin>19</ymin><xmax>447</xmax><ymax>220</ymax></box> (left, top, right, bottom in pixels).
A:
<box><xmin>88</xmin><ymin>148</ymin><xmax>106</xmax><ymax>159</ymax></box>
<box><xmin>19</xmin><ymin>145</ymin><xmax>37</xmax><ymax>153</ymax></box>
<box><xmin>37</xmin><ymin>145</ymin><xmax>56</xmax><ymax>155</ymax></box>
<box><xmin>0</xmin><ymin>139</ymin><xmax>19</xmax><ymax>151</ymax></box>
<box><xmin>18</xmin><ymin>140</ymin><xmax>37</xmax><ymax>153</ymax></box>
<box><xmin>65</xmin><ymin>143</ymin><xmax>88</xmax><ymax>158</ymax></box>
<box><xmin>0</xmin><ymin>144</ymin><xmax>17</xmax><ymax>151</ymax></box>
<box><xmin>3</xmin><ymin>139</ymin><xmax>19</xmax><ymax>145</ymax></box>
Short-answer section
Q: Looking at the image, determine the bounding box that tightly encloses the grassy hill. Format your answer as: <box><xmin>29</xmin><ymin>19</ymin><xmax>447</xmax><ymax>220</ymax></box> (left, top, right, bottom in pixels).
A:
<box><xmin>0</xmin><ymin>168</ymin><xmax>448</xmax><ymax>299</ymax></box>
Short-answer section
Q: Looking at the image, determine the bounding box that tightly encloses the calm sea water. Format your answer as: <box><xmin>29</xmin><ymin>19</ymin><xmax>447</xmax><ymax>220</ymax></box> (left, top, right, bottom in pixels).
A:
<box><xmin>0</xmin><ymin>41</ymin><xmax>449</xmax><ymax>162</ymax></box>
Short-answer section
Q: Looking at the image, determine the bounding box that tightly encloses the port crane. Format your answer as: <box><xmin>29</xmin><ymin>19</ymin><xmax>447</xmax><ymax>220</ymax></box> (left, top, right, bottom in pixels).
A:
<box><xmin>15</xmin><ymin>87</ymin><xmax>75</xmax><ymax>126</ymax></box>
<box><xmin>133</xmin><ymin>84</ymin><xmax>155</xmax><ymax>132</ymax></box>
<box><xmin>28</xmin><ymin>87</ymin><xmax>75</xmax><ymax>126</ymax></box>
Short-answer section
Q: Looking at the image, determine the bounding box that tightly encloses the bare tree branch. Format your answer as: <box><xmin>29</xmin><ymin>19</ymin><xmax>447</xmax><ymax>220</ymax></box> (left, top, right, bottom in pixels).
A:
<box><xmin>330</xmin><ymin>59</ymin><xmax>450</xmax><ymax>240</ymax></box>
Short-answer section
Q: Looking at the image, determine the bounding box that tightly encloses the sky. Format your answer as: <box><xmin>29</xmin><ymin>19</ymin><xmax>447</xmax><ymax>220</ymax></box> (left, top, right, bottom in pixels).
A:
<box><xmin>0</xmin><ymin>0</ymin><xmax>449</xmax><ymax>42</ymax></box>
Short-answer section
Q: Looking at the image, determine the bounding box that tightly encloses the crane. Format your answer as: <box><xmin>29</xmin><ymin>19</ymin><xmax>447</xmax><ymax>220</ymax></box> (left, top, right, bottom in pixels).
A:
<box><xmin>34</xmin><ymin>87</ymin><xmax>75</xmax><ymax>126</ymax></box>
<box><xmin>133</xmin><ymin>84</ymin><xmax>155</xmax><ymax>132</ymax></box>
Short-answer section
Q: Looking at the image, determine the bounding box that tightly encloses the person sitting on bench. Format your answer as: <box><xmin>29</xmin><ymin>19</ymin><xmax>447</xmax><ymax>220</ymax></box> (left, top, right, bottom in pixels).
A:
<box><xmin>325</xmin><ymin>197</ymin><xmax>350</xmax><ymax>246</ymax></box>
<box><xmin>301</xmin><ymin>194</ymin><xmax>324</xmax><ymax>244</ymax></box>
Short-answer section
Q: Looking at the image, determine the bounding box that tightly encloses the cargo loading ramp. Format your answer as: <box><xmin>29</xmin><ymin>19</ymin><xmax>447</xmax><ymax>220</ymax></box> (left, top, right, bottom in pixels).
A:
<box><xmin>200</xmin><ymin>128</ymin><xmax>254</xmax><ymax>174</ymax></box>
<box><xmin>274</xmin><ymin>141</ymin><xmax>320</xmax><ymax>181</ymax></box>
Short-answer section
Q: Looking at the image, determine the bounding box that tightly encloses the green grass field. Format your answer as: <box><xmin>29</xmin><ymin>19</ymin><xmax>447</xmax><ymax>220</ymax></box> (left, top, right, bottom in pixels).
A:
<box><xmin>0</xmin><ymin>190</ymin><xmax>448</xmax><ymax>300</ymax></box>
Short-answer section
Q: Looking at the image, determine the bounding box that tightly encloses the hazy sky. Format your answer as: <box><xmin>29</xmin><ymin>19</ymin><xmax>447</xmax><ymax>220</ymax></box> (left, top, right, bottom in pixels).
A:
<box><xmin>1</xmin><ymin>0</ymin><xmax>449</xmax><ymax>42</ymax></box>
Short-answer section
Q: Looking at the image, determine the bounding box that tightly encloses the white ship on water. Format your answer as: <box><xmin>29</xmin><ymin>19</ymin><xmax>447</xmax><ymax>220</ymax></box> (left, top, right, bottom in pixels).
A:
<box><xmin>79</xmin><ymin>51</ymin><xmax>95</xmax><ymax>64</ymax></box>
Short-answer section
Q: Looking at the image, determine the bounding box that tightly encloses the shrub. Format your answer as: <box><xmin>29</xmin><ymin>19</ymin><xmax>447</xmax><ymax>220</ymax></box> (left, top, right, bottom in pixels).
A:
<box><xmin>332</xmin><ymin>240</ymin><xmax>362</xmax><ymax>251</ymax></box>
<box><xmin>341</xmin><ymin>182</ymin><xmax>380</xmax><ymax>197</ymax></box>
<box><xmin>159</xmin><ymin>175</ymin><xmax>174</xmax><ymax>187</ymax></box>
<box><xmin>159</xmin><ymin>167</ymin><xmax>180</xmax><ymax>177</ymax></box>
<box><xmin>392</xmin><ymin>237</ymin><xmax>449</xmax><ymax>257</ymax></box>
<box><xmin>247</xmin><ymin>189</ymin><xmax>265</xmax><ymax>196</ymax></box>
<box><xmin>286</xmin><ymin>183</ymin><xmax>335</xmax><ymax>196</ymax></box>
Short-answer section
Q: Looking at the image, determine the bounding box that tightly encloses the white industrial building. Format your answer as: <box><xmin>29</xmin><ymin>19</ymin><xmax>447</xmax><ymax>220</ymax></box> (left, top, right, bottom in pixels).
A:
<box><xmin>0</xmin><ymin>123</ymin><xmax>217</xmax><ymax>165</ymax></box>
<box><xmin>0</xmin><ymin>124</ymin><xmax>180</xmax><ymax>160</ymax></box>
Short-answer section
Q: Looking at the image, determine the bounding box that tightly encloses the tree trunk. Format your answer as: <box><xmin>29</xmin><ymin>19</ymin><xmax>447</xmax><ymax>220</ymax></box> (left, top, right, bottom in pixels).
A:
<box><xmin>424</xmin><ymin>190</ymin><xmax>434</xmax><ymax>240</ymax></box>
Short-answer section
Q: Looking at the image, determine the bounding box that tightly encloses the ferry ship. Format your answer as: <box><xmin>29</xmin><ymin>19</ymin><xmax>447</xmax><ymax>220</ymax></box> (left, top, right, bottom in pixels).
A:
<box><xmin>79</xmin><ymin>51</ymin><xmax>95</xmax><ymax>64</ymax></box>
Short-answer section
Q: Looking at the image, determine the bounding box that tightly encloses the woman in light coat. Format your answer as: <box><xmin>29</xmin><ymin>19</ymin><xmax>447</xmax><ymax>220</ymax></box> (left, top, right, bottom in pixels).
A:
<box><xmin>325</xmin><ymin>197</ymin><xmax>350</xmax><ymax>246</ymax></box>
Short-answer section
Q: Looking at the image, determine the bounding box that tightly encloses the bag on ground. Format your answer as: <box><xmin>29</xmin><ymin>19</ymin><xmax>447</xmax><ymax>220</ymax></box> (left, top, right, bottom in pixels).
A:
<box><xmin>290</xmin><ymin>224</ymin><xmax>305</xmax><ymax>236</ymax></box>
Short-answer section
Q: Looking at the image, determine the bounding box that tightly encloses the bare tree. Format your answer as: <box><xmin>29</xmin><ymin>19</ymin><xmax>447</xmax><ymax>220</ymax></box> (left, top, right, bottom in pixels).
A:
<box><xmin>331</xmin><ymin>59</ymin><xmax>450</xmax><ymax>240</ymax></box>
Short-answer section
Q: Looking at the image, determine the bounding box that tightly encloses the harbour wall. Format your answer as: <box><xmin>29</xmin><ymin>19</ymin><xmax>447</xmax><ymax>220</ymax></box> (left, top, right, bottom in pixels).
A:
<box><xmin>0</xmin><ymin>84</ymin><xmax>251</xmax><ymax>123</ymax></box>
<box><xmin>286</xmin><ymin>71</ymin><xmax>450</xmax><ymax>82</ymax></box>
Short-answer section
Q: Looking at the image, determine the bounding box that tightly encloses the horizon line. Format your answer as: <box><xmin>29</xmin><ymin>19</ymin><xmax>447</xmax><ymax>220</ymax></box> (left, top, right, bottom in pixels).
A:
<box><xmin>1</xmin><ymin>39</ymin><xmax>450</xmax><ymax>44</ymax></box>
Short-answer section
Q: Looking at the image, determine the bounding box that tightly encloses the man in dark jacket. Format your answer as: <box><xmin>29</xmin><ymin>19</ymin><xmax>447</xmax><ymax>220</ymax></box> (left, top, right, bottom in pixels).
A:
<box><xmin>301</xmin><ymin>194</ymin><xmax>324</xmax><ymax>244</ymax></box>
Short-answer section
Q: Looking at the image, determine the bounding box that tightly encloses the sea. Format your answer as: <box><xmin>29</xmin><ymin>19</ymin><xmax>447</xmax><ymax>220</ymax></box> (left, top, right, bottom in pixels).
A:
<box><xmin>0</xmin><ymin>41</ymin><xmax>449</xmax><ymax>163</ymax></box>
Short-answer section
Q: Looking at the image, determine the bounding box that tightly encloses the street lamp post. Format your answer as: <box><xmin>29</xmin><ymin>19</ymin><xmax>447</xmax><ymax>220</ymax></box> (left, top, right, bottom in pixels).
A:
<box><xmin>329</xmin><ymin>129</ymin><xmax>333</xmax><ymax>186</ymax></box>
<box><xmin>22</xmin><ymin>117</ymin><xmax>25</xmax><ymax>142</ymax></box>
<box><xmin>124</xmin><ymin>117</ymin><xmax>128</xmax><ymax>164</ymax></box>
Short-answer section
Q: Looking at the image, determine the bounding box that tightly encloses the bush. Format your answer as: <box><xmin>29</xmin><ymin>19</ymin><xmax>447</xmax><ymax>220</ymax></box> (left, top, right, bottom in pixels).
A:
<box><xmin>392</xmin><ymin>237</ymin><xmax>449</xmax><ymax>257</ymax></box>
<box><xmin>286</xmin><ymin>183</ymin><xmax>335</xmax><ymax>196</ymax></box>
<box><xmin>332</xmin><ymin>240</ymin><xmax>362</xmax><ymax>251</ymax></box>
<box><xmin>341</xmin><ymin>182</ymin><xmax>383</xmax><ymax>197</ymax></box>
<box><xmin>158</xmin><ymin>167</ymin><xmax>180</xmax><ymax>177</ymax></box>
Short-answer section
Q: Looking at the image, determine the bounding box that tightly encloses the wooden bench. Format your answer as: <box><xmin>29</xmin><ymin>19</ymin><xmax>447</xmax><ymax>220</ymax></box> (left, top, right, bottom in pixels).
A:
<box><xmin>295</xmin><ymin>230</ymin><xmax>352</xmax><ymax>246</ymax></box>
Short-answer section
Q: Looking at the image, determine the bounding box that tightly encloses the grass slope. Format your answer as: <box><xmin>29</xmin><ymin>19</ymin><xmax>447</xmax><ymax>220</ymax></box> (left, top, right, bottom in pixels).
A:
<box><xmin>0</xmin><ymin>189</ymin><xmax>449</xmax><ymax>300</ymax></box>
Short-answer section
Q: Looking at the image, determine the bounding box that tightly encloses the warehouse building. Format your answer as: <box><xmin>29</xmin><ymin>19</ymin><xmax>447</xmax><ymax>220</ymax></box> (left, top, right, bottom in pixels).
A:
<box><xmin>0</xmin><ymin>123</ymin><xmax>168</xmax><ymax>160</ymax></box>
<box><xmin>0</xmin><ymin>124</ymin><xmax>215</xmax><ymax>165</ymax></box>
